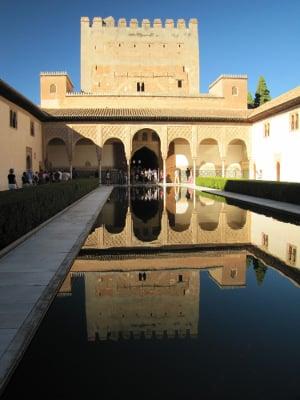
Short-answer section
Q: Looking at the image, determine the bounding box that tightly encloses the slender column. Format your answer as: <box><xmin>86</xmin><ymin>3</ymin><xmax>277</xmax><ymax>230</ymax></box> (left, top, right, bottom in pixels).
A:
<box><xmin>221</xmin><ymin>159</ymin><xmax>225</xmax><ymax>178</ymax></box>
<box><xmin>163</xmin><ymin>158</ymin><xmax>166</xmax><ymax>186</ymax></box>
<box><xmin>193</xmin><ymin>158</ymin><xmax>196</xmax><ymax>186</ymax></box>
<box><xmin>127</xmin><ymin>161</ymin><xmax>131</xmax><ymax>186</ymax></box>
<box><xmin>69</xmin><ymin>161</ymin><xmax>73</xmax><ymax>179</ymax></box>
<box><xmin>99</xmin><ymin>159</ymin><xmax>102</xmax><ymax>184</ymax></box>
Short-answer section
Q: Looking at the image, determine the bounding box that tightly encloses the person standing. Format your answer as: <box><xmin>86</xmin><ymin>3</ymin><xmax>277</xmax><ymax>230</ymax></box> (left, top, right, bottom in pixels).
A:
<box><xmin>7</xmin><ymin>168</ymin><xmax>17</xmax><ymax>190</ymax></box>
<box><xmin>21</xmin><ymin>171</ymin><xmax>30</xmax><ymax>187</ymax></box>
<box><xmin>185</xmin><ymin>167</ymin><xmax>191</xmax><ymax>181</ymax></box>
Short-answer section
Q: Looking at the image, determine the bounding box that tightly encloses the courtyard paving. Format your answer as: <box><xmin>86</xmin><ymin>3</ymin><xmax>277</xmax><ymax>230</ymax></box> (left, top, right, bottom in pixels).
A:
<box><xmin>0</xmin><ymin>185</ymin><xmax>112</xmax><ymax>393</ymax></box>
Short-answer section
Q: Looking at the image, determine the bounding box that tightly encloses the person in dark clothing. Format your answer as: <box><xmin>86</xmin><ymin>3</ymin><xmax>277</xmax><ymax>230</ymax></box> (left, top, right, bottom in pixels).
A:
<box><xmin>21</xmin><ymin>171</ymin><xmax>30</xmax><ymax>187</ymax></box>
<box><xmin>185</xmin><ymin>167</ymin><xmax>191</xmax><ymax>181</ymax></box>
<box><xmin>7</xmin><ymin>168</ymin><xmax>17</xmax><ymax>190</ymax></box>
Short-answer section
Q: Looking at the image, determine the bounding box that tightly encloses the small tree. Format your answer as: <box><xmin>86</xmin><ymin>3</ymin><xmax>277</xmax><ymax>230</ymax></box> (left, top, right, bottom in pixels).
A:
<box><xmin>254</xmin><ymin>76</ymin><xmax>271</xmax><ymax>107</ymax></box>
<box><xmin>247</xmin><ymin>92</ymin><xmax>254</xmax><ymax>108</ymax></box>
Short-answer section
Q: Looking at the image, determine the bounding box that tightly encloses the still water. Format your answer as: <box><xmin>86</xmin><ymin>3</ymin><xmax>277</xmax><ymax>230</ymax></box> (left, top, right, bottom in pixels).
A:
<box><xmin>2</xmin><ymin>187</ymin><xmax>300</xmax><ymax>399</ymax></box>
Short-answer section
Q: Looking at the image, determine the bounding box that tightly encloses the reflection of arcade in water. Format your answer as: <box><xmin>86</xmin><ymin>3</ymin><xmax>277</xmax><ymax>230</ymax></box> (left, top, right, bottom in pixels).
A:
<box><xmin>85</xmin><ymin>187</ymin><xmax>250</xmax><ymax>248</ymax></box>
<box><xmin>61</xmin><ymin>250</ymin><xmax>247</xmax><ymax>341</ymax></box>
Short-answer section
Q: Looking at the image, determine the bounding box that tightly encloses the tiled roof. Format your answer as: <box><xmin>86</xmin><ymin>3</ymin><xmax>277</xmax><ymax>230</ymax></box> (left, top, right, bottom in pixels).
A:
<box><xmin>0</xmin><ymin>80</ymin><xmax>48</xmax><ymax>121</ymax></box>
<box><xmin>249</xmin><ymin>86</ymin><xmax>300</xmax><ymax>122</ymax></box>
<box><xmin>43</xmin><ymin>107</ymin><xmax>250</xmax><ymax>122</ymax></box>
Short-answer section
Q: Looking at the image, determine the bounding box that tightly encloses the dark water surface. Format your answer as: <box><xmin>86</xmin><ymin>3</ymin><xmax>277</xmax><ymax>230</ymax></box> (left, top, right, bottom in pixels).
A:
<box><xmin>2</xmin><ymin>187</ymin><xmax>300</xmax><ymax>399</ymax></box>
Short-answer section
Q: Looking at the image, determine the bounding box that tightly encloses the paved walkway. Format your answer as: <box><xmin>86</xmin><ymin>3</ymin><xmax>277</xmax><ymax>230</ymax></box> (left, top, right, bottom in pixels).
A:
<box><xmin>198</xmin><ymin>186</ymin><xmax>300</xmax><ymax>216</ymax></box>
<box><xmin>0</xmin><ymin>186</ymin><xmax>112</xmax><ymax>393</ymax></box>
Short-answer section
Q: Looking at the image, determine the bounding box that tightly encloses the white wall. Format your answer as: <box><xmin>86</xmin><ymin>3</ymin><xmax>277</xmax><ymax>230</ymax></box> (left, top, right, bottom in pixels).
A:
<box><xmin>251</xmin><ymin>107</ymin><xmax>300</xmax><ymax>182</ymax></box>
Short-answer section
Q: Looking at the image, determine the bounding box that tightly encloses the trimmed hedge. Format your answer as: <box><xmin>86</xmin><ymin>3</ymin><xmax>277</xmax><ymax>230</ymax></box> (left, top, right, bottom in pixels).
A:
<box><xmin>196</xmin><ymin>176</ymin><xmax>300</xmax><ymax>206</ymax></box>
<box><xmin>0</xmin><ymin>179</ymin><xmax>99</xmax><ymax>250</ymax></box>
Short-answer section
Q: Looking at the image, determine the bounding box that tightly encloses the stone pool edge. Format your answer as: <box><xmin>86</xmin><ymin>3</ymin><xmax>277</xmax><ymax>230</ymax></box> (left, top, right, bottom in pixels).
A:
<box><xmin>0</xmin><ymin>185</ymin><xmax>113</xmax><ymax>395</ymax></box>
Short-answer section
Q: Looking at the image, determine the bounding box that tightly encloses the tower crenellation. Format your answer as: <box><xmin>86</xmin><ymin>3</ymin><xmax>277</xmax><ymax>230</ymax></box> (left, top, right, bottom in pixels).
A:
<box><xmin>80</xmin><ymin>16</ymin><xmax>200</xmax><ymax>95</ymax></box>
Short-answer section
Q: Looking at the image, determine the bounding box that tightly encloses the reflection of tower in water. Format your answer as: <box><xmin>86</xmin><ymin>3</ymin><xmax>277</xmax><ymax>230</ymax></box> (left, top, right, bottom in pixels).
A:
<box><xmin>84</xmin><ymin>269</ymin><xmax>200</xmax><ymax>341</ymax></box>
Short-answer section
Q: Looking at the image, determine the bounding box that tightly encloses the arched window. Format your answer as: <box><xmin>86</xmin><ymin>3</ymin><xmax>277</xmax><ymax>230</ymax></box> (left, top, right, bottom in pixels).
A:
<box><xmin>232</xmin><ymin>86</ymin><xmax>238</xmax><ymax>96</ymax></box>
<box><xmin>50</xmin><ymin>84</ymin><xmax>56</xmax><ymax>94</ymax></box>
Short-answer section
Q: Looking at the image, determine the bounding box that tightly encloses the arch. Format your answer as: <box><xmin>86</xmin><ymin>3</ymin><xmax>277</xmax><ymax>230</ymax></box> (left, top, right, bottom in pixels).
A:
<box><xmin>226</xmin><ymin>139</ymin><xmax>248</xmax><ymax>178</ymax></box>
<box><xmin>73</xmin><ymin>138</ymin><xmax>98</xmax><ymax>176</ymax></box>
<box><xmin>166</xmin><ymin>187</ymin><xmax>193</xmax><ymax>232</ymax></box>
<box><xmin>198</xmin><ymin>138</ymin><xmax>222</xmax><ymax>177</ymax></box>
<box><xmin>131</xmin><ymin>187</ymin><xmax>162</xmax><ymax>241</ymax></box>
<box><xmin>47</xmin><ymin>138</ymin><xmax>69</xmax><ymax>170</ymax></box>
<box><xmin>131</xmin><ymin>129</ymin><xmax>162</xmax><ymax>180</ymax></box>
<box><xmin>226</xmin><ymin>163</ymin><xmax>242</xmax><ymax>178</ymax></box>
<box><xmin>103</xmin><ymin>138</ymin><xmax>127</xmax><ymax>183</ymax></box>
<box><xmin>198</xmin><ymin>196</ymin><xmax>221</xmax><ymax>231</ymax></box>
<box><xmin>225</xmin><ymin>205</ymin><xmax>247</xmax><ymax>230</ymax></box>
<box><xmin>166</xmin><ymin>138</ymin><xmax>192</xmax><ymax>183</ymax></box>
<box><xmin>131</xmin><ymin>146</ymin><xmax>160</xmax><ymax>183</ymax></box>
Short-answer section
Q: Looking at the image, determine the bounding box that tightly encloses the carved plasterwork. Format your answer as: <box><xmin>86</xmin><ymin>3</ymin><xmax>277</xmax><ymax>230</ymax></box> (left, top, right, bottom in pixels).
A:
<box><xmin>167</xmin><ymin>126</ymin><xmax>193</xmax><ymax>147</ymax></box>
<box><xmin>69</xmin><ymin>125</ymin><xmax>98</xmax><ymax>146</ymax></box>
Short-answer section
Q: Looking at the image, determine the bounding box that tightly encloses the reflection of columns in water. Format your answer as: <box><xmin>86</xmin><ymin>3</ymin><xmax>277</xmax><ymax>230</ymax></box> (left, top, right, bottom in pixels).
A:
<box><xmin>221</xmin><ymin>159</ymin><xmax>225</xmax><ymax>178</ymax></box>
<box><xmin>127</xmin><ymin>160</ymin><xmax>131</xmax><ymax>186</ymax></box>
<box><xmin>163</xmin><ymin>158</ymin><xmax>166</xmax><ymax>185</ymax></box>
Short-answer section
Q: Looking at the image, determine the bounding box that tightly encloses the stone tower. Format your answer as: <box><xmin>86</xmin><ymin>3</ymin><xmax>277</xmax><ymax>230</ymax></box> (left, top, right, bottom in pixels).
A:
<box><xmin>80</xmin><ymin>16</ymin><xmax>200</xmax><ymax>96</ymax></box>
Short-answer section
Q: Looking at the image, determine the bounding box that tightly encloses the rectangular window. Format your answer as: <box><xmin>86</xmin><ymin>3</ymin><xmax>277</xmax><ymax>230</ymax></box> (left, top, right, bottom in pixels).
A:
<box><xmin>137</xmin><ymin>82</ymin><xmax>145</xmax><ymax>92</ymax></box>
<box><xmin>290</xmin><ymin>112</ymin><xmax>299</xmax><ymax>131</ymax></box>
<box><xmin>178</xmin><ymin>80</ymin><xmax>183</xmax><ymax>88</ymax></box>
<box><xmin>262</xmin><ymin>233</ymin><xmax>269</xmax><ymax>248</ymax></box>
<box><xmin>9</xmin><ymin>110</ymin><xmax>17</xmax><ymax>129</ymax></box>
<box><xmin>287</xmin><ymin>244</ymin><xmax>297</xmax><ymax>265</ymax></box>
<box><xmin>264</xmin><ymin>122</ymin><xmax>270</xmax><ymax>137</ymax></box>
<box><xmin>30</xmin><ymin>121</ymin><xmax>35</xmax><ymax>136</ymax></box>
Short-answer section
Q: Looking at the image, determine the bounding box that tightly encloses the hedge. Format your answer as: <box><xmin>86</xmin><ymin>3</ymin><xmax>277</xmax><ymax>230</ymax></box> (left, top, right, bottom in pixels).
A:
<box><xmin>0</xmin><ymin>178</ymin><xmax>99</xmax><ymax>250</ymax></box>
<box><xmin>196</xmin><ymin>176</ymin><xmax>300</xmax><ymax>205</ymax></box>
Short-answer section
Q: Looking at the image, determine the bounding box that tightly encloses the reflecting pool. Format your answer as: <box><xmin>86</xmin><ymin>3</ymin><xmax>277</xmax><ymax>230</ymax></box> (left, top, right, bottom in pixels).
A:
<box><xmin>2</xmin><ymin>187</ymin><xmax>300</xmax><ymax>399</ymax></box>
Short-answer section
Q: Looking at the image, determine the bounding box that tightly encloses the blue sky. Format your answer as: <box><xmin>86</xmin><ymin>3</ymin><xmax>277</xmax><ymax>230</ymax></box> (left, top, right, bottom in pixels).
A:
<box><xmin>1</xmin><ymin>0</ymin><xmax>299</xmax><ymax>104</ymax></box>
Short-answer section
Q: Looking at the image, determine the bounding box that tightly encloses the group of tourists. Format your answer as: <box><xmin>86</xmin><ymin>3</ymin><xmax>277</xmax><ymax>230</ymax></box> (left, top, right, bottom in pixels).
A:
<box><xmin>132</xmin><ymin>168</ymin><xmax>158</xmax><ymax>184</ymax></box>
<box><xmin>7</xmin><ymin>168</ymin><xmax>75</xmax><ymax>190</ymax></box>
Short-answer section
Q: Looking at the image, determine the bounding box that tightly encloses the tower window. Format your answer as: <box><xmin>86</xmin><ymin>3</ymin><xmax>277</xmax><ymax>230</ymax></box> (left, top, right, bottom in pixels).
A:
<box><xmin>178</xmin><ymin>80</ymin><xmax>183</xmax><ymax>88</ymax></box>
<box><xmin>232</xmin><ymin>86</ymin><xmax>238</xmax><ymax>96</ymax></box>
<box><xmin>230</xmin><ymin>269</ymin><xmax>237</xmax><ymax>279</ymax></box>
<box><xmin>137</xmin><ymin>82</ymin><xmax>145</xmax><ymax>92</ymax></box>
<box><xmin>50</xmin><ymin>84</ymin><xmax>56</xmax><ymax>94</ymax></box>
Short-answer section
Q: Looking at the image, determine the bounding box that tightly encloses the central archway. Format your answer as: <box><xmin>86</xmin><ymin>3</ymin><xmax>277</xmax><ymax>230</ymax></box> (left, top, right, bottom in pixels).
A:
<box><xmin>131</xmin><ymin>129</ymin><xmax>162</xmax><ymax>183</ymax></box>
<box><xmin>132</xmin><ymin>147</ymin><xmax>158</xmax><ymax>169</ymax></box>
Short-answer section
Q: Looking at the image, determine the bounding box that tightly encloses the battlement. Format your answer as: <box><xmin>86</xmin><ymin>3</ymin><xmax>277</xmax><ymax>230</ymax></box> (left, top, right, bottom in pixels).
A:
<box><xmin>40</xmin><ymin>71</ymin><xmax>68</xmax><ymax>76</ymax></box>
<box><xmin>80</xmin><ymin>15</ymin><xmax>199</xmax><ymax>95</ymax></box>
<box><xmin>81</xmin><ymin>16</ymin><xmax>198</xmax><ymax>30</ymax></box>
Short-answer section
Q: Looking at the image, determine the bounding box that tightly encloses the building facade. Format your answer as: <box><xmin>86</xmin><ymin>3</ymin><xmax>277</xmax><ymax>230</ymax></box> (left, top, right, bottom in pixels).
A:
<box><xmin>0</xmin><ymin>16</ymin><xmax>299</xmax><ymax>190</ymax></box>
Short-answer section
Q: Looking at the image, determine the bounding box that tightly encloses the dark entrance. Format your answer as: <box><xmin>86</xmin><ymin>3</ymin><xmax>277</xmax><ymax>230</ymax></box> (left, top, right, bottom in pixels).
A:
<box><xmin>131</xmin><ymin>147</ymin><xmax>159</xmax><ymax>183</ymax></box>
<box><xmin>131</xmin><ymin>147</ymin><xmax>158</xmax><ymax>169</ymax></box>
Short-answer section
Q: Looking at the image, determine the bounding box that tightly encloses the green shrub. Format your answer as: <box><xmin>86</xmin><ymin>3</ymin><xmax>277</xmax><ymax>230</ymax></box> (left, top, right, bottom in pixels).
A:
<box><xmin>0</xmin><ymin>179</ymin><xmax>99</xmax><ymax>250</ymax></box>
<box><xmin>196</xmin><ymin>176</ymin><xmax>300</xmax><ymax>206</ymax></box>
